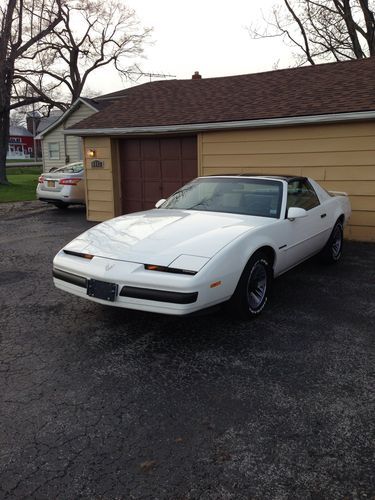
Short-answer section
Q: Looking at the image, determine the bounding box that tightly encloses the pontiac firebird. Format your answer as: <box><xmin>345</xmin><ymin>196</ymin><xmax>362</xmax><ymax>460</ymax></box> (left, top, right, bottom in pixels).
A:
<box><xmin>52</xmin><ymin>175</ymin><xmax>351</xmax><ymax>318</ymax></box>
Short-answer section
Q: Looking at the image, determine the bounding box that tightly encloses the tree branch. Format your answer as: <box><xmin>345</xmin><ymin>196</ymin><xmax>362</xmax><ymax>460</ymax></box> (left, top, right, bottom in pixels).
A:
<box><xmin>283</xmin><ymin>0</ymin><xmax>316</xmax><ymax>64</ymax></box>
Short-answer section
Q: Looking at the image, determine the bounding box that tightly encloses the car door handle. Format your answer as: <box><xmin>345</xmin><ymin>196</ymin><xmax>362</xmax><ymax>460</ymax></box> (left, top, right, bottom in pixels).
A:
<box><xmin>321</xmin><ymin>213</ymin><xmax>327</xmax><ymax>218</ymax></box>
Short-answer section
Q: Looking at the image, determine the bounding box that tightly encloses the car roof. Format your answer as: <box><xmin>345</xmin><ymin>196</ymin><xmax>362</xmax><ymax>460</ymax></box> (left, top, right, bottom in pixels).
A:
<box><xmin>205</xmin><ymin>174</ymin><xmax>307</xmax><ymax>182</ymax></box>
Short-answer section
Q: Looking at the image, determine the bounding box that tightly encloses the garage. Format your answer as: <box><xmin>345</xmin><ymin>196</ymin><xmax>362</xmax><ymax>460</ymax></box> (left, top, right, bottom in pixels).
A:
<box><xmin>118</xmin><ymin>136</ymin><xmax>197</xmax><ymax>213</ymax></box>
<box><xmin>67</xmin><ymin>58</ymin><xmax>375</xmax><ymax>241</ymax></box>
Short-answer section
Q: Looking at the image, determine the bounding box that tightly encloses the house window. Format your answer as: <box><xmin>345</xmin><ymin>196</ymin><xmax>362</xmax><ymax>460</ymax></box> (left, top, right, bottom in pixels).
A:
<box><xmin>48</xmin><ymin>142</ymin><xmax>60</xmax><ymax>159</ymax></box>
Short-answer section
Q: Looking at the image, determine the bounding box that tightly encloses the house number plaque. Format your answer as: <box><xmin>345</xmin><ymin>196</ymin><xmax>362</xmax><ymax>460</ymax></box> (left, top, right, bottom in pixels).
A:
<box><xmin>91</xmin><ymin>159</ymin><xmax>104</xmax><ymax>168</ymax></box>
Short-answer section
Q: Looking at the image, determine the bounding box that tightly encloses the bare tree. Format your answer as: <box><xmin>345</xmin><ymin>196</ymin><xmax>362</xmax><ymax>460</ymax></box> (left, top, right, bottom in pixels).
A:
<box><xmin>249</xmin><ymin>0</ymin><xmax>375</xmax><ymax>65</ymax></box>
<box><xmin>0</xmin><ymin>0</ymin><xmax>151</xmax><ymax>186</ymax></box>
<box><xmin>16</xmin><ymin>0</ymin><xmax>152</xmax><ymax>106</ymax></box>
<box><xmin>9</xmin><ymin>110</ymin><xmax>26</xmax><ymax>127</ymax></box>
<box><xmin>0</xmin><ymin>0</ymin><xmax>63</xmax><ymax>185</ymax></box>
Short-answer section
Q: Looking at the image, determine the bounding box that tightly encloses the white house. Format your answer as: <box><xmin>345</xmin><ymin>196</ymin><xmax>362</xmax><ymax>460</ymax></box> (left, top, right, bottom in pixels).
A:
<box><xmin>36</xmin><ymin>97</ymin><xmax>105</xmax><ymax>172</ymax></box>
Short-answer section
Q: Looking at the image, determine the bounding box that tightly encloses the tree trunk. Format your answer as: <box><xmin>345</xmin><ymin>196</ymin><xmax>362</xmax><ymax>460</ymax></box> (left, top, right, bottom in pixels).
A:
<box><xmin>0</xmin><ymin>0</ymin><xmax>16</xmax><ymax>187</ymax></box>
<box><xmin>0</xmin><ymin>0</ymin><xmax>63</xmax><ymax>186</ymax></box>
<box><xmin>0</xmin><ymin>106</ymin><xmax>10</xmax><ymax>185</ymax></box>
<box><xmin>0</xmin><ymin>73</ymin><xmax>11</xmax><ymax>185</ymax></box>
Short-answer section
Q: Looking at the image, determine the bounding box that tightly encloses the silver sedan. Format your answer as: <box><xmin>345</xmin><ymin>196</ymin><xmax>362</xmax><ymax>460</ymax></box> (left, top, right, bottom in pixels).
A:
<box><xmin>36</xmin><ymin>162</ymin><xmax>85</xmax><ymax>209</ymax></box>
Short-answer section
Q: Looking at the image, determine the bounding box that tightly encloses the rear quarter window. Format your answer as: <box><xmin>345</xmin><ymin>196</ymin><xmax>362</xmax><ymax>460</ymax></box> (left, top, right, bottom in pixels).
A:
<box><xmin>287</xmin><ymin>179</ymin><xmax>320</xmax><ymax>211</ymax></box>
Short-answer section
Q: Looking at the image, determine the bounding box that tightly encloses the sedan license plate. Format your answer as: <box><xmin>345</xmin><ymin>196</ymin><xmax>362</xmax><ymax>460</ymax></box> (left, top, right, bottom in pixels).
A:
<box><xmin>87</xmin><ymin>279</ymin><xmax>118</xmax><ymax>302</ymax></box>
<box><xmin>47</xmin><ymin>180</ymin><xmax>55</xmax><ymax>187</ymax></box>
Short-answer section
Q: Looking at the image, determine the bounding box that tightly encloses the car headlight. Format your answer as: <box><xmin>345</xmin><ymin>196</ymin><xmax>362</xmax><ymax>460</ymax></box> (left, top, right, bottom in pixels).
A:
<box><xmin>144</xmin><ymin>264</ymin><xmax>197</xmax><ymax>275</ymax></box>
<box><xmin>144</xmin><ymin>255</ymin><xmax>210</xmax><ymax>275</ymax></box>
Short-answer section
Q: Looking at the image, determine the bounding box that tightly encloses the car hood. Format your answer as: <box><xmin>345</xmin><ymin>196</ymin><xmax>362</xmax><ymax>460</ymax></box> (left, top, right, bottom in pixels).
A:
<box><xmin>63</xmin><ymin>209</ymin><xmax>275</xmax><ymax>267</ymax></box>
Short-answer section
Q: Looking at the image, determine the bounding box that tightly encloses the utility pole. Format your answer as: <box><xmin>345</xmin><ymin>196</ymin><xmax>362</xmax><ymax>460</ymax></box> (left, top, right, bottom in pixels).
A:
<box><xmin>32</xmin><ymin>100</ymin><xmax>37</xmax><ymax>164</ymax></box>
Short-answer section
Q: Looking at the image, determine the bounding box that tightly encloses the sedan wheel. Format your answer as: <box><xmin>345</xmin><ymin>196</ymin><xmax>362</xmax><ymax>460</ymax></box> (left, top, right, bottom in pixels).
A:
<box><xmin>230</xmin><ymin>252</ymin><xmax>272</xmax><ymax>319</ymax></box>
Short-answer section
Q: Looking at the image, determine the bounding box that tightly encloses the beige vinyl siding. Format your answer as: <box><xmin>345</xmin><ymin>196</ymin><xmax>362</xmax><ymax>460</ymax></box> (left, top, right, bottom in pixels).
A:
<box><xmin>42</xmin><ymin>126</ymin><xmax>65</xmax><ymax>171</ymax></box>
<box><xmin>111</xmin><ymin>139</ymin><xmax>122</xmax><ymax>217</ymax></box>
<box><xmin>64</xmin><ymin>104</ymin><xmax>94</xmax><ymax>163</ymax></box>
<box><xmin>65</xmin><ymin>135</ymin><xmax>83</xmax><ymax>163</ymax></box>
<box><xmin>84</xmin><ymin>137</ymin><xmax>116</xmax><ymax>222</ymax></box>
<box><xmin>65</xmin><ymin>103</ymin><xmax>95</xmax><ymax>128</ymax></box>
<box><xmin>200</xmin><ymin>122</ymin><xmax>375</xmax><ymax>242</ymax></box>
<box><xmin>41</xmin><ymin>102</ymin><xmax>96</xmax><ymax>172</ymax></box>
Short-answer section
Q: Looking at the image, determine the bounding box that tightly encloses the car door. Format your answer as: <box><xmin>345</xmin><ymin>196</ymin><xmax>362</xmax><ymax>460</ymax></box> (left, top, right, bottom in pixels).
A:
<box><xmin>276</xmin><ymin>179</ymin><xmax>331</xmax><ymax>272</ymax></box>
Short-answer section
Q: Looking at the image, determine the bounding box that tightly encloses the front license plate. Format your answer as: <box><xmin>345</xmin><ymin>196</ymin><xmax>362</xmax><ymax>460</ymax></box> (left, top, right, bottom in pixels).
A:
<box><xmin>87</xmin><ymin>279</ymin><xmax>118</xmax><ymax>302</ymax></box>
<box><xmin>47</xmin><ymin>180</ymin><xmax>55</xmax><ymax>187</ymax></box>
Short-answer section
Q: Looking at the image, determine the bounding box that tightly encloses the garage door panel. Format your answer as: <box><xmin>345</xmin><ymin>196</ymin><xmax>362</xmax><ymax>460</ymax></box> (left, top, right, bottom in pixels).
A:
<box><xmin>161</xmin><ymin>160</ymin><xmax>182</xmax><ymax>181</ymax></box>
<box><xmin>123</xmin><ymin>200</ymin><xmax>143</xmax><ymax>213</ymax></box>
<box><xmin>182</xmin><ymin>159</ymin><xmax>198</xmax><ymax>181</ymax></box>
<box><xmin>142</xmin><ymin>139</ymin><xmax>160</xmax><ymax>159</ymax></box>
<box><xmin>143</xmin><ymin>201</ymin><xmax>158</xmax><ymax>210</ymax></box>
<box><xmin>121</xmin><ymin>140</ymin><xmax>140</xmax><ymax>159</ymax></box>
<box><xmin>120</xmin><ymin>136</ymin><xmax>197</xmax><ymax>214</ymax></box>
<box><xmin>123</xmin><ymin>180</ymin><xmax>142</xmax><ymax>198</ymax></box>
<box><xmin>124</xmin><ymin>160</ymin><xmax>142</xmax><ymax>179</ymax></box>
<box><xmin>144</xmin><ymin>181</ymin><xmax>162</xmax><ymax>202</ymax></box>
<box><xmin>181</xmin><ymin>137</ymin><xmax>197</xmax><ymax>159</ymax></box>
<box><xmin>143</xmin><ymin>160</ymin><xmax>161</xmax><ymax>179</ymax></box>
<box><xmin>160</xmin><ymin>138</ymin><xmax>181</xmax><ymax>159</ymax></box>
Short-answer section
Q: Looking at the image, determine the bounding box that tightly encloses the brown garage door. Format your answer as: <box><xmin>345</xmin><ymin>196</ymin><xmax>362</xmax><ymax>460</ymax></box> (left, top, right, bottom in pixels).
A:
<box><xmin>119</xmin><ymin>136</ymin><xmax>197</xmax><ymax>213</ymax></box>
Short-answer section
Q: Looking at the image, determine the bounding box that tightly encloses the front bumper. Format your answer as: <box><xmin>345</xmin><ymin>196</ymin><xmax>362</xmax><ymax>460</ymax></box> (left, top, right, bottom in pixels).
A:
<box><xmin>52</xmin><ymin>251</ymin><xmax>232</xmax><ymax>315</ymax></box>
<box><xmin>53</xmin><ymin>267</ymin><xmax>198</xmax><ymax>305</ymax></box>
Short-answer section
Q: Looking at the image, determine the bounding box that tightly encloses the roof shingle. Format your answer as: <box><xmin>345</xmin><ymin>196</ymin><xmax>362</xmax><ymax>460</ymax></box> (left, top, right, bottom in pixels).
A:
<box><xmin>71</xmin><ymin>57</ymin><xmax>375</xmax><ymax>131</ymax></box>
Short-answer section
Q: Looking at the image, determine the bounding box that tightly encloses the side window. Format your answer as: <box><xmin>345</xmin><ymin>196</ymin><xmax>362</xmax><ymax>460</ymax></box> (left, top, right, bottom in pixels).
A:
<box><xmin>48</xmin><ymin>142</ymin><xmax>60</xmax><ymax>160</ymax></box>
<box><xmin>287</xmin><ymin>179</ymin><xmax>320</xmax><ymax>211</ymax></box>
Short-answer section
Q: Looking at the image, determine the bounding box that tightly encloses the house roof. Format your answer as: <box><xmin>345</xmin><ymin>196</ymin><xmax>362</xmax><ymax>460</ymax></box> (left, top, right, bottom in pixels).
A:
<box><xmin>68</xmin><ymin>57</ymin><xmax>375</xmax><ymax>133</ymax></box>
<box><xmin>35</xmin><ymin>97</ymin><xmax>112</xmax><ymax>139</ymax></box>
<box><xmin>10</xmin><ymin>126</ymin><xmax>33</xmax><ymax>137</ymax></box>
<box><xmin>80</xmin><ymin>97</ymin><xmax>113</xmax><ymax>111</ymax></box>
<box><xmin>36</xmin><ymin>111</ymin><xmax>64</xmax><ymax>134</ymax></box>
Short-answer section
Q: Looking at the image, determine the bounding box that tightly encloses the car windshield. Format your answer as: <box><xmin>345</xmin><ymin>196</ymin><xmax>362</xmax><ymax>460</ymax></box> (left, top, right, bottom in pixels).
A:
<box><xmin>52</xmin><ymin>163</ymin><xmax>83</xmax><ymax>174</ymax></box>
<box><xmin>162</xmin><ymin>177</ymin><xmax>283</xmax><ymax>218</ymax></box>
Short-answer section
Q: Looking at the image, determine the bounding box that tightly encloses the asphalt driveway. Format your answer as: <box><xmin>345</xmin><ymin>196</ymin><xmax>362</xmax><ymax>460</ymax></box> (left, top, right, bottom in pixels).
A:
<box><xmin>0</xmin><ymin>202</ymin><xmax>374</xmax><ymax>499</ymax></box>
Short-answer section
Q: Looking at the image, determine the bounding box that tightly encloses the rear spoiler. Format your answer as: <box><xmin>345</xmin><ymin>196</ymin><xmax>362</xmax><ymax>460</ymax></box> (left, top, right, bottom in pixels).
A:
<box><xmin>328</xmin><ymin>190</ymin><xmax>348</xmax><ymax>197</ymax></box>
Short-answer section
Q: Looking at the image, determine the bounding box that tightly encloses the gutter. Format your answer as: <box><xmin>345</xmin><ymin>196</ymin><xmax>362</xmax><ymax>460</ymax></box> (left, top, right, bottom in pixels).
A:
<box><xmin>63</xmin><ymin>110</ymin><xmax>375</xmax><ymax>136</ymax></box>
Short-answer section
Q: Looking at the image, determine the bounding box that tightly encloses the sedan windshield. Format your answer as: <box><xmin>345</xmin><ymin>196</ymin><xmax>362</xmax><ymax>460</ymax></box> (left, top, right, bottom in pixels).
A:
<box><xmin>162</xmin><ymin>178</ymin><xmax>283</xmax><ymax>218</ymax></box>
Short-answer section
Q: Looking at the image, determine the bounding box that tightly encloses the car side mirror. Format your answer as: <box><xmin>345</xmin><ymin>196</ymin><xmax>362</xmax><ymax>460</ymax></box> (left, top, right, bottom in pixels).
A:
<box><xmin>155</xmin><ymin>199</ymin><xmax>166</xmax><ymax>209</ymax></box>
<box><xmin>287</xmin><ymin>207</ymin><xmax>307</xmax><ymax>220</ymax></box>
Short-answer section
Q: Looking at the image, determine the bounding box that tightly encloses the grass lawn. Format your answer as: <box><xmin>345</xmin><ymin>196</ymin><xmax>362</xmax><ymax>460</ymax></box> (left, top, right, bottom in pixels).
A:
<box><xmin>6</xmin><ymin>159</ymin><xmax>42</xmax><ymax>165</ymax></box>
<box><xmin>0</xmin><ymin>167</ymin><xmax>42</xmax><ymax>203</ymax></box>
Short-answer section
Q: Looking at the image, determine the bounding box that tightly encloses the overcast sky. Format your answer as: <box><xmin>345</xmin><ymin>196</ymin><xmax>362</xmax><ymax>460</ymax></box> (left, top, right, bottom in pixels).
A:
<box><xmin>90</xmin><ymin>0</ymin><xmax>293</xmax><ymax>95</ymax></box>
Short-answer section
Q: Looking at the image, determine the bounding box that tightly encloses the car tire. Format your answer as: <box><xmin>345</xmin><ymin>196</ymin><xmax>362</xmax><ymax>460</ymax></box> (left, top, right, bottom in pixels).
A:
<box><xmin>229</xmin><ymin>252</ymin><xmax>272</xmax><ymax>319</ymax></box>
<box><xmin>53</xmin><ymin>202</ymin><xmax>70</xmax><ymax>210</ymax></box>
<box><xmin>320</xmin><ymin>220</ymin><xmax>344</xmax><ymax>264</ymax></box>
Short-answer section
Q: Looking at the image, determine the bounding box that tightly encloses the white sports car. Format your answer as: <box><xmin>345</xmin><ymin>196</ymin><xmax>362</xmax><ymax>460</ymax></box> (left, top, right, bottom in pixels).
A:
<box><xmin>53</xmin><ymin>175</ymin><xmax>351</xmax><ymax>318</ymax></box>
